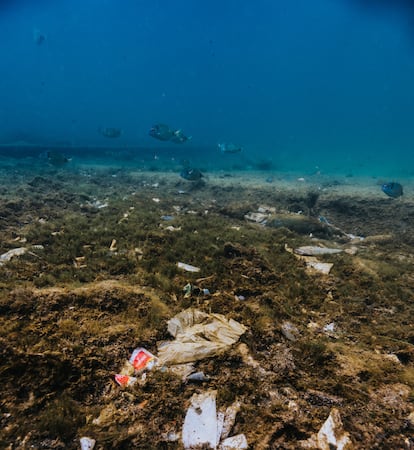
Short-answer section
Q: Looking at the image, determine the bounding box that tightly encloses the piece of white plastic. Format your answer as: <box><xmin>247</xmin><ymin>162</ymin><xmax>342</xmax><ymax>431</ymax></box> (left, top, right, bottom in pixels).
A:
<box><xmin>182</xmin><ymin>390</ymin><xmax>219</xmax><ymax>449</ymax></box>
<box><xmin>317</xmin><ymin>408</ymin><xmax>352</xmax><ymax>450</ymax></box>
<box><xmin>177</xmin><ymin>262</ymin><xmax>201</xmax><ymax>272</ymax></box>
<box><xmin>219</xmin><ymin>434</ymin><xmax>248</xmax><ymax>450</ymax></box>
<box><xmin>80</xmin><ymin>437</ymin><xmax>96</xmax><ymax>450</ymax></box>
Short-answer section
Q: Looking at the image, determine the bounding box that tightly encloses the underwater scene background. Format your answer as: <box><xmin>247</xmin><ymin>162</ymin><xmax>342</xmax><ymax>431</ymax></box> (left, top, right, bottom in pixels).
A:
<box><xmin>1</xmin><ymin>0</ymin><xmax>414</xmax><ymax>176</ymax></box>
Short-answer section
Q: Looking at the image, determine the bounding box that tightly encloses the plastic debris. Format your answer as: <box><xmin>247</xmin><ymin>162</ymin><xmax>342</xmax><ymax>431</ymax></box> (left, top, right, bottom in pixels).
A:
<box><xmin>186</xmin><ymin>371</ymin><xmax>210</xmax><ymax>383</ymax></box>
<box><xmin>114</xmin><ymin>374</ymin><xmax>138</xmax><ymax>387</ymax></box>
<box><xmin>161</xmin><ymin>215</ymin><xmax>174</xmax><ymax>221</ymax></box>
<box><xmin>294</xmin><ymin>246</ymin><xmax>343</xmax><ymax>256</ymax></box>
<box><xmin>182</xmin><ymin>390</ymin><xmax>247</xmax><ymax>450</ymax></box>
<box><xmin>281</xmin><ymin>321</ymin><xmax>300</xmax><ymax>341</ymax></box>
<box><xmin>285</xmin><ymin>244</ymin><xmax>334</xmax><ymax>275</ymax></box>
<box><xmin>182</xmin><ymin>390</ymin><xmax>219</xmax><ymax>449</ymax></box>
<box><xmin>244</xmin><ymin>211</ymin><xmax>268</xmax><ymax>224</ymax></box>
<box><xmin>219</xmin><ymin>434</ymin><xmax>248</xmax><ymax>450</ymax></box>
<box><xmin>0</xmin><ymin>247</ymin><xmax>27</xmax><ymax>265</ymax></box>
<box><xmin>306</xmin><ymin>261</ymin><xmax>334</xmax><ymax>275</ymax></box>
<box><xmin>129</xmin><ymin>347</ymin><xmax>157</xmax><ymax>372</ymax></box>
<box><xmin>80</xmin><ymin>437</ymin><xmax>96</xmax><ymax>450</ymax></box>
<box><xmin>183</xmin><ymin>283</ymin><xmax>210</xmax><ymax>298</ymax></box>
<box><xmin>220</xmin><ymin>401</ymin><xmax>241</xmax><ymax>440</ymax></box>
<box><xmin>177</xmin><ymin>262</ymin><xmax>201</xmax><ymax>273</ymax></box>
<box><xmin>158</xmin><ymin>308</ymin><xmax>247</xmax><ymax>366</ymax></box>
<box><xmin>299</xmin><ymin>408</ymin><xmax>352</xmax><ymax>449</ymax></box>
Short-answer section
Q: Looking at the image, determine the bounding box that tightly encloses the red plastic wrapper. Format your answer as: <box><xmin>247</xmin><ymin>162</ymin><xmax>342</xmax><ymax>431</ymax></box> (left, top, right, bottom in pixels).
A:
<box><xmin>114</xmin><ymin>374</ymin><xmax>138</xmax><ymax>387</ymax></box>
<box><xmin>129</xmin><ymin>347</ymin><xmax>157</xmax><ymax>372</ymax></box>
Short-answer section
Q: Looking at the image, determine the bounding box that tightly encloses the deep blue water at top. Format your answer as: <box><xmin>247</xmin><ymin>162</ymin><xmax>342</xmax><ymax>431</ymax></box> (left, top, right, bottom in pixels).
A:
<box><xmin>0</xmin><ymin>0</ymin><xmax>414</xmax><ymax>177</ymax></box>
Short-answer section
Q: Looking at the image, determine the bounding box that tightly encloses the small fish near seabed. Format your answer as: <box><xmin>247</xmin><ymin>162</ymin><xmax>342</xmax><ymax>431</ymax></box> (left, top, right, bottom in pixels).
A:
<box><xmin>99</xmin><ymin>127</ymin><xmax>122</xmax><ymax>138</ymax></box>
<box><xmin>381</xmin><ymin>182</ymin><xmax>403</xmax><ymax>198</ymax></box>
<box><xmin>149</xmin><ymin>123</ymin><xmax>191</xmax><ymax>143</ymax></box>
<box><xmin>180</xmin><ymin>167</ymin><xmax>203</xmax><ymax>181</ymax></box>
<box><xmin>218</xmin><ymin>142</ymin><xmax>243</xmax><ymax>153</ymax></box>
<box><xmin>46</xmin><ymin>150</ymin><xmax>70</xmax><ymax>167</ymax></box>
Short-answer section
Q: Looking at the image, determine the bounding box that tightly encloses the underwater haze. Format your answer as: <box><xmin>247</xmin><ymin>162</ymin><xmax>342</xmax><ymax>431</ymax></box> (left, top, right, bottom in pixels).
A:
<box><xmin>1</xmin><ymin>0</ymin><xmax>414</xmax><ymax>176</ymax></box>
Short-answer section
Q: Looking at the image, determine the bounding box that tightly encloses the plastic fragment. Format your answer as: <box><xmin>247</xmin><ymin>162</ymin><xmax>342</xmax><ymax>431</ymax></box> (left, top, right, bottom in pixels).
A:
<box><xmin>158</xmin><ymin>309</ymin><xmax>247</xmax><ymax>366</ymax></box>
<box><xmin>80</xmin><ymin>437</ymin><xmax>96</xmax><ymax>450</ymax></box>
<box><xmin>281</xmin><ymin>321</ymin><xmax>300</xmax><ymax>341</ymax></box>
<box><xmin>220</xmin><ymin>401</ymin><xmax>241</xmax><ymax>440</ymax></box>
<box><xmin>114</xmin><ymin>374</ymin><xmax>138</xmax><ymax>387</ymax></box>
<box><xmin>0</xmin><ymin>247</ymin><xmax>27</xmax><ymax>265</ymax></box>
<box><xmin>317</xmin><ymin>408</ymin><xmax>352</xmax><ymax>449</ymax></box>
<box><xmin>186</xmin><ymin>371</ymin><xmax>210</xmax><ymax>382</ymax></box>
<box><xmin>182</xmin><ymin>390</ymin><xmax>218</xmax><ymax>449</ymax></box>
<box><xmin>294</xmin><ymin>246</ymin><xmax>343</xmax><ymax>256</ymax></box>
<box><xmin>129</xmin><ymin>347</ymin><xmax>157</xmax><ymax>372</ymax></box>
<box><xmin>219</xmin><ymin>434</ymin><xmax>248</xmax><ymax>449</ymax></box>
<box><xmin>177</xmin><ymin>262</ymin><xmax>201</xmax><ymax>272</ymax></box>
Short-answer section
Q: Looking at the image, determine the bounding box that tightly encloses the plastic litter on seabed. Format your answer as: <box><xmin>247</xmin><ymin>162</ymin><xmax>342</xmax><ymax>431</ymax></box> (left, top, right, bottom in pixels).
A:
<box><xmin>299</xmin><ymin>407</ymin><xmax>352</xmax><ymax>449</ymax></box>
<box><xmin>114</xmin><ymin>347</ymin><xmax>157</xmax><ymax>386</ymax></box>
<box><xmin>157</xmin><ymin>308</ymin><xmax>247</xmax><ymax>366</ymax></box>
<box><xmin>182</xmin><ymin>390</ymin><xmax>247</xmax><ymax>449</ymax></box>
<box><xmin>177</xmin><ymin>262</ymin><xmax>201</xmax><ymax>272</ymax></box>
<box><xmin>129</xmin><ymin>347</ymin><xmax>157</xmax><ymax>372</ymax></box>
<box><xmin>80</xmin><ymin>436</ymin><xmax>96</xmax><ymax>450</ymax></box>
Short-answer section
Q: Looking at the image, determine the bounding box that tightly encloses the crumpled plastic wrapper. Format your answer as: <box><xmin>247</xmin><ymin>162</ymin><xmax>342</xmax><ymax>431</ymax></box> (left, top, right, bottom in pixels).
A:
<box><xmin>157</xmin><ymin>308</ymin><xmax>247</xmax><ymax>366</ymax></box>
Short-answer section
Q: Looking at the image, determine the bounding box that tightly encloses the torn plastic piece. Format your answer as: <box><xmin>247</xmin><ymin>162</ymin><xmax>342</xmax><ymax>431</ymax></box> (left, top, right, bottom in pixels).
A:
<box><xmin>219</xmin><ymin>434</ymin><xmax>248</xmax><ymax>450</ymax></box>
<box><xmin>80</xmin><ymin>437</ymin><xmax>96</xmax><ymax>450</ymax></box>
<box><xmin>129</xmin><ymin>347</ymin><xmax>157</xmax><ymax>372</ymax></box>
<box><xmin>306</xmin><ymin>261</ymin><xmax>333</xmax><ymax>275</ymax></box>
<box><xmin>177</xmin><ymin>262</ymin><xmax>201</xmax><ymax>272</ymax></box>
<box><xmin>317</xmin><ymin>408</ymin><xmax>352</xmax><ymax>449</ymax></box>
<box><xmin>299</xmin><ymin>407</ymin><xmax>352</xmax><ymax>449</ymax></box>
<box><xmin>114</xmin><ymin>374</ymin><xmax>138</xmax><ymax>387</ymax></box>
<box><xmin>0</xmin><ymin>247</ymin><xmax>27</xmax><ymax>265</ymax></box>
<box><xmin>186</xmin><ymin>371</ymin><xmax>210</xmax><ymax>383</ymax></box>
<box><xmin>158</xmin><ymin>308</ymin><xmax>247</xmax><ymax>366</ymax></box>
<box><xmin>182</xmin><ymin>390</ymin><xmax>219</xmax><ymax>449</ymax></box>
<box><xmin>294</xmin><ymin>246</ymin><xmax>343</xmax><ymax>256</ymax></box>
<box><xmin>221</xmin><ymin>401</ymin><xmax>241</xmax><ymax>440</ymax></box>
<box><xmin>183</xmin><ymin>283</ymin><xmax>193</xmax><ymax>298</ymax></box>
<box><xmin>281</xmin><ymin>321</ymin><xmax>300</xmax><ymax>341</ymax></box>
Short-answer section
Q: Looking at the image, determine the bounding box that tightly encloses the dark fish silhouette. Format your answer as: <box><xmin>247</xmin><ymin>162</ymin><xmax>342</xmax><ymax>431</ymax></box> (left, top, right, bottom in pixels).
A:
<box><xmin>381</xmin><ymin>182</ymin><xmax>403</xmax><ymax>198</ymax></box>
<box><xmin>46</xmin><ymin>151</ymin><xmax>70</xmax><ymax>166</ymax></box>
<box><xmin>218</xmin><ymin>142</ymin><xmax>242</xmax><ymax>153</ymax></box>
<box><xmin>149</xmin><ymin>123</ymin><xmax>191</xmax><ymax>143</ymax></box>
<box><xmin>99</xmin><ymin>127</ymin><xmax>122</xmax><ymax>138</ymax></box>
<box><xmin>33</xmin><ymin>28</ymin><xmax>46</xmax><ymax>45</ymax></box>
<box><xmin>180</xmin><ymin>168</ymin><xmax>203</xmax><ymax>181</ymax></box>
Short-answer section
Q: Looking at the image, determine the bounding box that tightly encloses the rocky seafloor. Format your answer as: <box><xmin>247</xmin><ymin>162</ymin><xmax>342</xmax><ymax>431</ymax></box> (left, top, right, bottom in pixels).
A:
<box><xmin>1</xmin><ymin>159</ymin><xmax>414</xmax><ymax>449</ymax></box>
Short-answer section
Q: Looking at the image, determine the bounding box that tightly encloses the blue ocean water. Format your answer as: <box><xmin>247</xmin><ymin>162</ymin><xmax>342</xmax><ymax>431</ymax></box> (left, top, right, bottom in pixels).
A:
<box><xmin>0</xmin><ymin>0</ymin><xmax>413</xmax><ymax>177</ymax></box>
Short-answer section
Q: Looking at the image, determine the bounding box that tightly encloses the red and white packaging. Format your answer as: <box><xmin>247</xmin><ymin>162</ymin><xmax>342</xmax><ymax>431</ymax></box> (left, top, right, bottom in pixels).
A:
<box><xmin>129</xmin><ymin>347</ymin><xmax>157</xmax><ymax>372</ymax></box>
<box><xmin>114</xmin><ymin>374</ymin><xmax>138</xmax><ymax>387</ymax></box>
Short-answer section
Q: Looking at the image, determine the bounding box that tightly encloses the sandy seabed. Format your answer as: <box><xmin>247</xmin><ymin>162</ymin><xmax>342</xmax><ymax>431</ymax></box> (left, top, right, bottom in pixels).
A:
<box><xmin>1</xmin><ymin>159</ymin><xmax>414</xmax><ymax>449</ymax></box>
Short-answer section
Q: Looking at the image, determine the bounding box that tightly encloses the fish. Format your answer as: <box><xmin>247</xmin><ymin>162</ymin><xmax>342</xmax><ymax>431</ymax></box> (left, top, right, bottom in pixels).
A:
<box><xmin>149</xmin><ymin>124</ymin><xmax>191</xmax><ymax>143</ymax></box>
<box><xmin>218</xmin><ymin>142</ymin><xmax>242</xmax><ymax>153</ymax></box>
<box><xmin>149</xmin><ymin>123</ymin><xmax>175</xmax><ymax>141</ymax></box>
<box><xmin>170</xmin><ymin>129</ymin><xmax>191</xmax><ymax>144</ymax></box>
<box><xmin>99</xmin><ymin>127</ymin><xmax>122</xmax><ymax>138</ymax></box>
<box><xmin>180</xmin><ymin>167</ymin><xmax>203</xmax><ymax>181</ymax></box>
<box><xmin>33</xmin><ymin>28</ymin><xmax>46</xmax><ymax>45</ymax></box>
<box><xmin>381</xmin><ymin>182</ymin><xmax>403</xmax><ymax>198</ymax></box>
<box><xmin>46</xmin><ymin>151</ymin><xmax>70</xmax><ymax>166</ymax></box>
